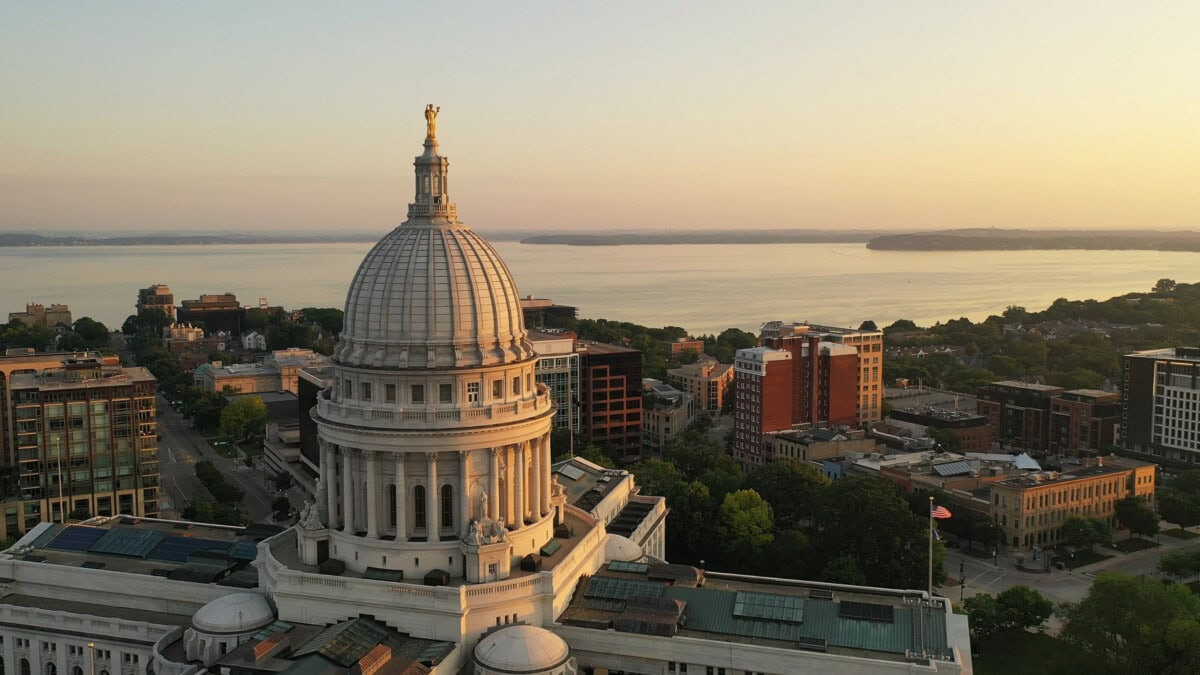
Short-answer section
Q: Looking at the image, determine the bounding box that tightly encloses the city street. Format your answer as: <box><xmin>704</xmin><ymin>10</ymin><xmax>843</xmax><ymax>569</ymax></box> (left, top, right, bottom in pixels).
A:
<box><xmin>155</xmin><ymin>394</ymin><xmax>278</xmax><ymax>522</ymax></box>
<box><xmin>940</xmin><ymin>528</ymin><xmax>1200</xmax><ymax>610</ymax></box>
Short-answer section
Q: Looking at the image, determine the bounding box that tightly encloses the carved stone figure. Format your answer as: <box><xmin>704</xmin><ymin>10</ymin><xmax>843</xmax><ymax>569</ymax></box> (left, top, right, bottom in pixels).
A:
<box><xmin>478</xmin><ymin>490</ymin><xmax>488</xmax><ymax>521</ymax></box>
<box><xmin>300</xmin><ymin>500</ymin><xmax>323</xmax><ymax>531</ymax></box>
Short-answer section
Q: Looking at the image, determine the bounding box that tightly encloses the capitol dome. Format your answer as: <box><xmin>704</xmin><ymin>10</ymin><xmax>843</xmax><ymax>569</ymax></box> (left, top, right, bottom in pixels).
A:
<box><xmin>473</xmin><ymin>625</ymin><xmax>573</xmax><ymax>675</ymax></box>
<box><xmin>333</xmin><ymin>111</ymin><xmax>534</xmax><ymax>370</ymax></box>
<box><xmin>191</xmin><ymin>592</ymin><xmax>274</xmax><ymax>635</ymax></box>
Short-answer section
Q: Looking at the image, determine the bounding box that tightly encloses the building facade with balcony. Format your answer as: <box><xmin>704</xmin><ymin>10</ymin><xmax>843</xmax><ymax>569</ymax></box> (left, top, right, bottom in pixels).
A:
<box><xmin>1122</xmin><ymin>347</ymin><xmax>1200</xmax><ymax>464</ymax></box>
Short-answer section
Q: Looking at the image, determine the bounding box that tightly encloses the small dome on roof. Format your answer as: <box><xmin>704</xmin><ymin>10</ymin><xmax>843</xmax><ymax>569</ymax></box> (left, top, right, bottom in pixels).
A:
<box><xmin>604</xmin><ymin>534</ymin><xmax>643</xmax><ymax>562</ymax></box>
<box><xmin>191</xmin><ymin>592</ymin><xmax>274</xmax><ymax>635</ymax></box>
<box><xmin>473</xmin><ymin>625</ymin><xmax>570</xmax><ymax>674</ymax></box>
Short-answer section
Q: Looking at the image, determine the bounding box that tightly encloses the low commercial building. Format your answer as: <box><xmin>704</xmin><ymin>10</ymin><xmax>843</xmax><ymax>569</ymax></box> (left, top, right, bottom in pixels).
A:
<box><xmin>990</xmin><ymin>454</ymin><xmax>1156</xmax><ymax>550</ymax></box>
<box><xmin>663</xmin><ymin>337</ymin><xmax>704</xmax><ymax>356</ymax></box>
<box><xmin>666</xmin><ymin>356</ymin><xmax>733</xmax><ymax>414</ymax></box>
<box><xmin>196</xmin><ymin>349</ymin><xmax>329</xmax><ymax>395</ymax></box>
<box><xmin>888</xmin><ymin>407</ymin><xmax>994</xmax><ymax>453</ymax></box>
<box><xmin>764</xmin><ymin>427</ymin><xmax>878</xmax><ymax>463</ymax></box>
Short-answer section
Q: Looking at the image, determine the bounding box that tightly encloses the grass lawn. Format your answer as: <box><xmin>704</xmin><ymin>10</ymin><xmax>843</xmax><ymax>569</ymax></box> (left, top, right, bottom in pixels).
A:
<box><xmin>974</xmin><ymin>630</ymin><xmax>1101</xmax><ymax>675</ymax></box>
<box><xmin>1113</xmin><ymin>537</ymin><xmax>1159</xmax><ymax>553</ymax></box>
<box><xmin>1060</xmin><ymin>549</ymin><xmax>1112</xmax><ymax>569</ymax></box>
<box><xmin>1163</xmin><ymin>528</ymin><xmax>1200</xmax><ymax>539</ymax></box>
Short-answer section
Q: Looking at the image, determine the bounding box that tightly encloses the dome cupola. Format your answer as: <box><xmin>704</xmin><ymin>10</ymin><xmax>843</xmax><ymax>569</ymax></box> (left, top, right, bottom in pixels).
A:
<box><xmin>334</xmin><ymin>106</ymin><xmax>535</xmax><ymax>370</ymax></box>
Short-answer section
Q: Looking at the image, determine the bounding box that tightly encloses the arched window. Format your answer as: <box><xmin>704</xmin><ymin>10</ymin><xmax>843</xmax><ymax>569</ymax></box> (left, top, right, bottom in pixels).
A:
<box><xmin>19</xmin><ymin>659</ymin><xmax>29</xmax><ymax>675</ymax></box>
<box><xmin>0</xmin><ymin>655</ymin><xmax>5</xmax><ymax>675</ymax></box>
<box><xmin>414</xmin><ymin>485</ymin><xmax>426</xmax><ymax>529</ymax></box>
<box><xmin>44</xmin><ymin>663</ymin><xmax>56</xmax><ymax>675</ymax></box>
<box><xmin>71</xmin><ymin>667</ymin><xmax>82</xmax><ymax>675</ymax></box>
<box><xmin>387</xmin><ymin>484</ymin><xmax>397</xmax><ymax>528</ymax></box>
<box><xmin>440</xmin><ymin>485</ymin><xmax>453</xmax><ymax>528</ymax></box>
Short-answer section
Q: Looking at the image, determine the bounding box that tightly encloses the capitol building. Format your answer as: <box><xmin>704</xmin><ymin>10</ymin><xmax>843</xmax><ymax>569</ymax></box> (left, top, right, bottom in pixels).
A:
<box><xmin>0</xmin><ymin>110</ymin><xmax>970</xmax><ymax>675</ymax></box>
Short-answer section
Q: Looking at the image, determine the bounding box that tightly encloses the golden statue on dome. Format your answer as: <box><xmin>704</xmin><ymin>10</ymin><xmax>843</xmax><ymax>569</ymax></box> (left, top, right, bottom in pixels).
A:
<box><xmin>425</xmin><ymin>104</ymin><xmax>440</xmax><ymax>139</ymax></box>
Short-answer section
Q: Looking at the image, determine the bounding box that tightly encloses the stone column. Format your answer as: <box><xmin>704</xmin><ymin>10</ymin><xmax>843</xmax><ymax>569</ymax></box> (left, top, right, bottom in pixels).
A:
<box><xmin>504</xmin><ymin>445</ymin><xmax>516</xmax><ymax>527</ymax></box>
<box><xmin>488</xmin><ymin>448</ymin><xmax>500</xmax><ymax>521</ymax></box>
<box><xmin>394</xmin><ymin>454</ymin><xmax>407</xmax><ymax>541</ymax></box>
<box><xmin>365</xmin><ymin>450</ymin><xmax>379</xmax><ymax>539</ymax></box>
<box><xmin>426</xmin><ymin>452</ymin><xmax>439</xmax><ymax>540</ymax></box>
<box><xmin>541</xmin><ymin>434</ymin><xmax>552</xmax><ymax>517</ymax></box>
<box><xmin>459</xmin><ymin>451</ymin><xmax>470</xmax><ymax>538</ymax></box>
<box><xmin>323</xmin><ymin>440</ymin><xmax>339</xmax><ymax>528</ymax></box>
<box><xmin>514</xmin><ymin>442</ymin><xmax>525</xmax><ymax>527</ymax></box>
<box><xmin>342</xmin><ymin>447</ymin><xmax>355</xmax><ymax>533</ymax></box>
<box><xmin>530</xmin><ymin>438</ymin><xmax>542</xmax><ymax>521</ymax></box>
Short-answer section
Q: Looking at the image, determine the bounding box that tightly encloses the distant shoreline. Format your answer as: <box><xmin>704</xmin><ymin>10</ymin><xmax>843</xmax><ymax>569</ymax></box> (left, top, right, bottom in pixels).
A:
<box><xmin>5</xmin><ymin>227</ymin><xmax>1199</xmax><ymax>251</ymax></box>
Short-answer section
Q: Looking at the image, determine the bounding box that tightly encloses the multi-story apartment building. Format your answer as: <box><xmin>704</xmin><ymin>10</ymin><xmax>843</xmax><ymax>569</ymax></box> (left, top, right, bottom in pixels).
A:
<box><xmin>528</xmin><ymin>330</ymin><xmax>582</xmax><ymax>433</ymax></box>
<box><xmin>5</xmin><ymin>357</ymin><xmax>159</xmax><ymax>537</ymax></box>
<box><xmin>7</xmin><ymin>303</ymin><xmax>72</xmax><ymax>329</ymax></box>
<box><xmin>195</xmin><ymin>348</ymin><xmax>329</xmax><ymax>395</ymax></box>
<box><xmin>1049</xmin><ymin>389</ymin><xmax>1120</xmax><ymax>456</ymax></box>
<box><xmin>989</xmin><ymin>454</ymin><xmax>1155</xmax><ymax>550</ymax></box>
<box><xmin>977</xmin><ymin>381</ymin><xmax>1064</xmax><ymax>452</ymax></box>
<box><xmin>666</xmin><ymin>356</ymin><xmax>733</xmax><ymax>413</ymax></box>
<box><xmin>1122</xmin><ymin>347</ymin><xmax>1200</xmax><ymax>463</ymax></box>
<box><xmin>136</xmin><ymin>284</ymin><xmax>176</xmax><ymax>321</ymax></box>
<box><xmin>177</xmin><ymin>292</ymin><xmax>245</xmax><ymax>335</ymax></box>
<box><xmin>760</xmin><ymin>321</ymin><xmax>884</xmax><ymax>425</ymax></box>
<box><xmin>578</xmin><ymin>341</ymin><xmax>643</xmax><ymax>460</ymax></box>
<box><xmin>1</xmin><ymin>350</ymin><xmax>101</xmax><ymax>471</ymax></box>
<box><xmin>519</xmin><ymin>296</ymin><xmax>578</xmax><ymax>329</ymax></box>
<box><xmin>731</xmin><ymin>346</ymin><xmax>793</xmax><ymax>464</ymax></box>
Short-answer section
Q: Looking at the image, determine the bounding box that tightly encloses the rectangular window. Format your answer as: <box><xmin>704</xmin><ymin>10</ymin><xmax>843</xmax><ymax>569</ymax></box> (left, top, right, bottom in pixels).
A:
<box><xmin>492</xmin><ymin>380</ymin><xmax>503</xmax><ymax>399</ymax></box>
<box><xmin>411</xmin><ymin>385</ymin><xmax>425</xmax><ymax>404</ymax></box>
<box><xmin>439</xmin><ymin>383</ymin><xmax>453</xmax><ymax>403</ymax></box>
<box><xmin>361</xmin><ymin>382</ymin><xmax>372</xmax><ymax>401</ymax></box>
<box><xmin>512</xmin><ymin>377</ymin><xmax>521</xmax><ymax>395</ymax></box>
<box><xmin>385</xmin><ymin>384</ymin><xmax>397</xmax><ymax>403</ymax></box>
<box><xmin>343</xmin><ymin>379</ymin><xmax>352</xmax><ymax>398</ymax></box>
<box><xmin>467</xmin><ymin>382</ymin><xmax>480</xmax><ymax>403</ymax></box>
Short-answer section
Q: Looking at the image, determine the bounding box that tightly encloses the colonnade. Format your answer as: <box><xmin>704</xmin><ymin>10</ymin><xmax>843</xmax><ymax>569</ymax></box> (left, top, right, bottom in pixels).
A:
<box><xmin>320</xmin><ymin>435</ymin><xmax>552</xmax><ymax>542</ymax></box>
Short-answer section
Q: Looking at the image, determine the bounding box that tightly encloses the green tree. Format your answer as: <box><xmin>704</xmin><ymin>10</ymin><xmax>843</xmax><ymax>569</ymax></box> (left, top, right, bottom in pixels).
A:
<box><xmin>272</xmin><ymin>472</ymin><xmax>295</xmax><ymax>492</ymax></box>
<box><xmin>858</xmin><ymin>320</ymin><xmax>878</xmax><ymax>331</ymax></box>
<box><xmin>821</xmin><ymin>555</ymin><xmax>866</xmax><ymax>585</ymax></box>
<box><xmin>963</xmin><ymin>593</ymin><xmax>1003</xmax><ymax>639</ymax></box>
<box><xmin>220</xmin><ymin>395</ymin><xmax>268</xmax><ymax>439</ymax></box>
<box><xmin>745</xmin><ymin>458</ymin><xmax>830</xmax><ymax>528</ymax></box>
<box><xmin>763</xmin><ymin>529</ymin><xmax>810</xmax><ymax>578</ymax></box>
<box><xmin>1154</xmin><ymin>278</ymin><xmax>1178</xmax><ymax>294</ymax></box>
<box><xmin>1159</xmin><ymin>490</ymin><xmax>1200</xmax><ymax>531</ymax></box>
<box><xmin>812</xmin><ymin>477</ymin><xmax>942</xmax><ymax>589</ymax></box>
<box><xmin>1113</xmin><ymin>496</ymin><xmax>1159</xmax><ymax>540</ymax></box>
<box><xmin>926</xmin><ymin>426</ymin><xmax>963</xmax><ymax>452</ymax></box>
<box><xmin>715</xmin><ymin>489</ymin><xmax>774</xmax><ymax>564</ymax></box>
<box><xmin>272</xmin><ymin>496</ymin><xmax>292</xmax><ymax>521</ymax></box>
<box><xmin>71</xmin><ymin>317</ymin><xmax>110</xmax><ymax>346</ymax></box>
<box><xmin>1158</xmin><ymin>551</ymin><xmax>1200</xmax><ymax>583</ymax></box>
<box><xmin>996</xmin><ymin>585</ymin><xmax>1054</xmax><ymax>633</ymax></box>
<box><xmin>574</xmin><ymin>443</ymin><xmax>616</xmax><ymax>469</ymax></box>
<box><xmin>1063</xmin><ymin>514</ymin><xmax>1110</xmax><ymax>551</ymax></box>
<box><xmin>1061</xmin><ymin>572</ymin><xmax>1200</xmax><ymax>674</ymax></box>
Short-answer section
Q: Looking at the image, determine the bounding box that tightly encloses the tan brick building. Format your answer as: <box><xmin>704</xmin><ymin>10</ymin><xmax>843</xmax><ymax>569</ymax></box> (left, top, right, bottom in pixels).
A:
<box><xmin>665</xmin><ymin>357</ymin><xmax>733</xmax><ymax>413</ymax></box>
<box><xmin>989</xmin><ymin>455</ymin><xmax>1155</xmax><ymax>550</ymax></box>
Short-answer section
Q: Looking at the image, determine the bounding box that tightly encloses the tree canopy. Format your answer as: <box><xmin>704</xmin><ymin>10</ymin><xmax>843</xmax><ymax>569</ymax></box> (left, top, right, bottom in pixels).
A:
<box><xmin>220</xmin><ymin>395</ymin><xmax>268</xmax><ymax>439</ymax></box>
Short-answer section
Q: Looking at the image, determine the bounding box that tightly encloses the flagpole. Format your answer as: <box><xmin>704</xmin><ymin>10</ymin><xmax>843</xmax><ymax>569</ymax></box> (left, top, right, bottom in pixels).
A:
<box><xmin>928</xmin><ymin>495</ymin><xmax>934</xmax><ymax>600</ymax></box>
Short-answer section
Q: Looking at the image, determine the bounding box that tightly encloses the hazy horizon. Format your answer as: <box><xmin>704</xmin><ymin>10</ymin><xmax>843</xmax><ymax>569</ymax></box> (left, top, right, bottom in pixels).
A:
<box><xmin>3</xmin><ymin>3</ymin><xmax>1198</xmax><ymax>233</ymax></box>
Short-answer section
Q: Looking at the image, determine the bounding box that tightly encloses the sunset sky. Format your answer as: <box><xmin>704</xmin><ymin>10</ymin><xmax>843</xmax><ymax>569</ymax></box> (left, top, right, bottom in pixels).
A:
<box><xmin>2</xmin><ymin>2</ymin><xmax>1198</xmax><ymax>234</ymax></box>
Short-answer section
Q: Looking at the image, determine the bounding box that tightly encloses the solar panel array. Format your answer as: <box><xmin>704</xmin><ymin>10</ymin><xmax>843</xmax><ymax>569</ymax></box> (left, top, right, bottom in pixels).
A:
<box><xmin>614</xmin><ymin>618</ymin><xmax>676</xmax><ymax>636</ymax></box>
<box><xmin>733</xmin><ymin>591</ymin><xmax>805</xmax><ymax>623</ymax></box>
<box><xmin>556</xmin><ymin>464</ymin><xmax>585</xmax><ymax>481</ymax></box>
<box><xmin>584</xmin><ymin>576</ymin><xmax>666</xmax><ymax>601</ymax></box>
<box><xmin>150</xmin><ymin>536</ymin><xmax>231</xmax><ymax>563</ymax></box>
<box><xmin>607</xmin><ymin>561</ymin><xmax>650</xmax><ymax>574</ymax></box>
<box><xmin>91</xmin><ymin>527</ymin><xmax>165</xmax><ymax>557</ymax></box>
<box><xmin>47</xmin><ymin>526</ymin><xmax>106</xmax><ymax>552</ymax></box>
<box><xmin>838</xmin><ymin>601</ymin><xmax>895</xmax><ymax>623</ymax></box>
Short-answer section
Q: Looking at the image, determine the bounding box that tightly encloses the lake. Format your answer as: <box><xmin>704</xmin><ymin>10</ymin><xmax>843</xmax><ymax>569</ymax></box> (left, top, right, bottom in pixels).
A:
<box><xmin>0</xmin><ymin>240</ymin><xmax>1195</xmax><ymax>336</ymax></box>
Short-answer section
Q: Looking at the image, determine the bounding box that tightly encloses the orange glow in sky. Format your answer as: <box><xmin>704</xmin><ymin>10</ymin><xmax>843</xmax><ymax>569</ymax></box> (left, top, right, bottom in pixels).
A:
<box><xmin>2</xmin><ymin>3</ymin><xmax>1198</xmax><ymax>233</ymax></box>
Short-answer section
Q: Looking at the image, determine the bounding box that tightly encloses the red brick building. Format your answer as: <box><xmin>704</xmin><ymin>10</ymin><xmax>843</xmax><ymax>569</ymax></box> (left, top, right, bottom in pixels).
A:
<box><xmin>762</xmin><ymin>334</ymin><xmax>860</xmax><ymax>429</ymax></box>
<box><xmin>977</xmin><ymin>381</ymin><xmax>1064</xmax><ymax>452</ymax></box>
<box><xmin>731</xmin><ymin>347</ymin><xmax>793</xmax><ymax>464</ymax></box>
<box><xmin>1049</xmin><ymin>389</ymin><xmax>1120</xmax><ymax>456</ymax></box>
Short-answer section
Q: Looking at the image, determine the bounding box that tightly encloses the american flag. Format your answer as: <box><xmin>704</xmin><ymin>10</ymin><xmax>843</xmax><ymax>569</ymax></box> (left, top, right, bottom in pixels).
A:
<box><xmin>931</xmin><ymin>505</ymin><xmax>952</xmax><ymax>520</ymax></box>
